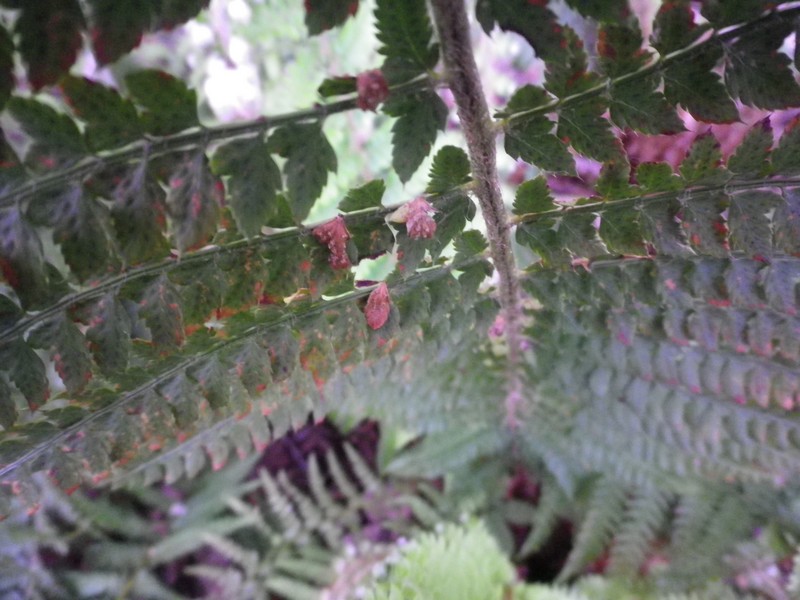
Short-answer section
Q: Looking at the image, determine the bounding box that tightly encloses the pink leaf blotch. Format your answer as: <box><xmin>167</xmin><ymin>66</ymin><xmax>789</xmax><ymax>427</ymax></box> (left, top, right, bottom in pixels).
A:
<box><xmin>313</xmin><ymin>215</ymin><xmax>352</xmax><ymax>269</ymax></box>
<box><xmin>356</xmin><ymin>69</ymin><xmax>390</xmax><ymax>111</ymax></box>
<box><xmin>365</xmin><ymin>282</ymin><xmax>391</xmax><ymax>330</ymax></box>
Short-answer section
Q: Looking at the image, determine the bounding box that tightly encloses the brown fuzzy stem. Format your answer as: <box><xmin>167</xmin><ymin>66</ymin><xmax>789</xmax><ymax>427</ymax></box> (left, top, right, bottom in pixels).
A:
<box><xmin>430</xmin><ymin>0</ymin><xmax>523</xmax><ymax>427</ymax></box>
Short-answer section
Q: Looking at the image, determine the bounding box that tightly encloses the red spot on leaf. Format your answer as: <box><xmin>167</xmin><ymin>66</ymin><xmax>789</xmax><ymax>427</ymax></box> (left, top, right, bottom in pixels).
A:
<box><xmin>365</xmin><ymin>282</ymin><xmax>391</xmax><ymax>330</ymax></box>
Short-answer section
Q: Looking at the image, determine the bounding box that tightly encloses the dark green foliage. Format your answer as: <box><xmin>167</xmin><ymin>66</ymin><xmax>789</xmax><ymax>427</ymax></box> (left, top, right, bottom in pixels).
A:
<box><xmin>426</xmin><ymin>145</ymin><xmax>471</xmax><ymax>194</ymax></box>
<box><xmin>304</xmin><ymin>0</ymin><xmax>359</xmax><ymax>35</ymax></box>
<box><xmin>383</xmin><ymin>89</ymin><xmax>448</xmax><ymax>183</ymax></box>
<box><xmin>339</xmin><ymin>180</ymin><xmax>385</xmax><ymax>212</ymax></box>
<box><xmin>212</xmin><ymin>138</ymin><xmax>283</xmax><ymax>237</ymax></box>
<box><xmin>513</xmin><ymin>177</ymin><xmax>555</xmax><ymax>216</ymax></box>
<box><xmin>267</xmin><ymin>123</ymin><xmax>337</xmax><ymax>221</ymax></box>
<box><xmin>7</xmin><ymin>97</ymin><xmax>87</xmax><ymax>168</ymax></box>
<box><xmin>375</xmin><ymin>0</ymin><xmax>438</xmax><ymax>82</ymax></box>
<box><xmin>476</xmin><ymin>0</ymin><xmax>564</xmax><ymax>63</ymax></box>
<box><xmin>125</xmin><ymin>70</ymin><xmax>199</xmax><ymax>136</ymax></box>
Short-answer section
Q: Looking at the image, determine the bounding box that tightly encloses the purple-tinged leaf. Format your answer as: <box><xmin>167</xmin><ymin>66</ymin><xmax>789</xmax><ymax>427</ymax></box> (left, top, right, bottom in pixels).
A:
<box><xmin>0</xmin><ymin>340</ymin><xmax>48</xmax><ymax>410</ymax></box>
<box><xmin>0</xmin><ymin>207</ymin><xmax>50</xmax><ymax>309</ymax></box>
<box><xmin>728</xmin><ymin>190</ymin><xmax>780</xmax><ymax>260</ymax></box>
<box><xmin>166</xmin><ymin>153</ymin><xmax>223</xmax><ymax>253</ymax></box>
<box><xmin>723</xmin><ymin>21</ymin><xmax>800</xmax><ymax>110</ymax></box>
<box><xmin>383</xmin><ymin>90</ymin><xmax>447</xmax><ymax>183</ymax></box>
<box><xmin>28</xmin><ymin>314</ymin><xmax>92</xmax><ymax>394</ymax></box>
<box><xmin>774</xmin><ymin>189</ymin><xmax>800</xmax><ymax>255</ymax></box>
<box><xmin>7</xmin><ymin>97</ymin><xmax>87</xmax><ymax>169</ymax></box>
<box><xmin>228</xmin><ymin>338</ymin><xmax>272</xmax><ymax>396</ymax></box>
<box><xmin>771</xmin><ymin>117</ymin><xmax>800</xmax><ymax>176</ymax></box>
<box><xmin>0</xmin><ymin>26</ymin><xmax>12</xmax><ymax>110</ymax></box>
<box><xmin>212</xmin><ymin>138</ymin><xmax>282</xmax><ymax>237</ymax></box>
<box><xmin>640</xmin><ymin>201</ymin><xmax>693</xmax><ymax>257</ymax></box>
<box><xmin>0</xmin><ymin>376</ymin><xmax>16</xmax><ymax>429</ymax></box>
<box><xmin>681</xmin><ymin>193</ymin><xmax>729</xmax><ymax>257</ymax></box>
<box><xmin>189</xmin><ymin>357</ymin><xmax>230</xmax><ymax>409</ymax></box>
<box><xmin>86</xmin><ymin>293</ymin><xmax>132</xmax><ymax>376</ymax></box>
<box><xmin>61</xmin><ymin>76</ymin><xmax>142</xmax><ymax>151</ymax></box>
<box><xmin>305</xmin><ymin>0</ymin><xmax>359</xmax><ymax>35</ymax></box>
<box><xmin>125</xmin><ymin>70</ymin><xmax>198</xmax><ymax>136</ymax></box>
<box><xmin>14</xmin><ymin>0</ymin><xmax>84</xmax><ymax>89</ymax></box>
<box><xmin>139</xmin><ymin>275</ymin><xmax>184</xmax><ymax>351</ymax></box>
<box><xmin>268</xmin><ymin>123</ymin><xmax>337</xmax><ymax>220</ymax></box>
<box><xmin>111</xmin><ymin>162</ymin><xmax>171</xmax><ymax>264</ymax></box>
<box><xmin>86</xmin><ymin>0</ymin><xmax>209</xmax><ymax>65</ymax></box>
<box><xmin>652</xmin><ymin>1</ymin><xmax>705</xmax><ymax>54</ymax></box>
<box><xmin>41</xmin><ymin>185</ymin><xmax>117</xmax><ymax>281</ymax></box>
<box><xmin>701</xmin><ymin>0</ymin><xmax>771</xmax><ymax>28</ymax></box>
<box><xmin>158</xmin><ymin>373</ymin><xmax>201</xmax><ymax>428</ymax></box>
<box><xmin>727</xmin><ymin>118</ymin><xmax>772</xmax><ymax>177</ymax></box>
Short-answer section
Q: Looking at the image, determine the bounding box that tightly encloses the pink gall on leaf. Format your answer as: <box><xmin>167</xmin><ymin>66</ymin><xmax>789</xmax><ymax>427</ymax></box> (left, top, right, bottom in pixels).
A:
<box><xmin>365</xmin><ymin>282</ymin><xmax>391</xmax><ymax>330</ymax></box>
<box><xmin>406</xmin><ymin>197</ymin><xmax>437</xmax><ymax>239</ymax></box>
<box><xmin>313</xmin><ymin>215</ymin><xmax>352</xmax><ymax>269</ymax></box>
<box><xmin>356</xmin><ymin>69</ymin><xmax>390</xmax><ymax>111</ymax></box>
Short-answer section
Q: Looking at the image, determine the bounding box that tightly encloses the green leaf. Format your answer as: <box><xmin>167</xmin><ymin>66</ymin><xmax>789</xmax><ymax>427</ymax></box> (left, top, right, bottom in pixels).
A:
<box><xmin>0</xmin><ymin>340</ymin><xmax>49</xmax><ymax>410</ymax></box>
<box><xmin>267</xmin><ymin>123</ymin><xmax>337</xmax><ymax>221</ymax></box>
<box><xmin>27</xmin><ymin>184</ymin><xmax>117</xmax><ymax>281</ymax></box>
<box><xmin>13</xmin><ymin>0</ymin><xmax>84</xmax><ymax>89</ymax></box>
<box><xmin>476</xmin><ymin>0</ymin><xmax>565</xmax><ymax>63</ymax></box>
<box><xmin>0</xmin><ymin>376</ymin><xmax>15</xmax><ymax>429</ymax></box>
<box><xmin>513</xmin><ymin>177</ymin><xmax>555</xmax><ymax>216</ymax></box>
<box><xmin>339</xmin><ymin>180</ymin><xmax>385</xmax><ymax>212</ymax></box>
<box><xmin>596</xmin><ymin>158</ymin><xmax>635</xmax><ymax>200</ymax></box>
<box><xmin>86</xmin><ymin>0</ymin><xmax>209</xmax><ymax>64</ymax></box>
<box><xmin>86</xmin><ymin>293</ymin><xmax>132</xmax><ymax>377</ymax></box>
<box><xmin>727</xmin><ymin>119</ymin><xmax>772</xmax><ymax>177</ymax></box>
<box><xmin>0</xmin><ymin>26</ymin><xmax>12</xmax><ymax>110</ymax></box>
<box><xmin>453</xmin><ymin>230</ymin><xmax>488</xmax><ymax>263</ymax></box>
<box><xmin>304</xmin><ymin>0</ymin><xmax>358</xmax><ymax>35</ymax></box>
<box><xmin>564</xmin><ymin>0</ymin><xmax>628</xmax><ymax>22</ymax></box>
<box><xmin>383</xmin><ymin>89</ymin><xmax>448</xmax><ymax>183</ymax></box>
<box><xmin>723</xmin><ymin>22</ymin><xmax>800</xmax><ymax>110</ymax></box>
<box><xmin>516</xmin><ymin>219</ymin><xmax>564</xmax><ymax>266</ymax></box>
<box><xmin>609</xmin><ymin>76</ymin><xmax>684</xmax><ymax>135</ymax></box>
<box><xmin>652</xmin><ymin>1</ymin><xmax>706</xmax><ymax>55</ymax></box>
<box><xmin>28</xmin><ymin>314</ymin><xmax>92</xmax><ymax>395</ymax></box>
<box><xmin>728</xmin><ymin>190</ymin><xmax>780</xmax><ymax>259</ymax></box>
<box><xmin>557</xmin><ymin>99</ymin><xmax>621</xmax><ymax>162</ymax></box>
<box><xmin>600</xmin><ymin>206</ymin><xmax>645</xmax><ymax>255</ymax></box>
<box><xmin>61</xmin><ymin>76</ymin><xmax>142</xmax><ymax>151</ymax></box>
<box><xmin>212</xmin><ymin>138</ymin><xmax>283</xmax><ymax>237</ymax></box>
<box><xmin>7</xmin><ymin>97</ymin><xmax>87</xmax><ymax>167</ymax></box>
<box><xmin>681</xmin><ymin>193</ymin><xmax>729</xmax><ymax>257</ymax></box>
<box><xmin>636</xmin><ymin>162</ymin><xmax>683</xmax><ymax>193</ymax></box>
<box><xmin>679</xmin><ymin>134</ymin><xmax>726</xmax><ymax>184</ymax></box>
<box><xmin>0</xmin><ymin>207</ymin><xmax>51</xmax><ymax>309</ymax></box>
<box><xmin>139</xmin><ymin>275</ymin><xmax>184</xmax><ymax>351</ymax></box>
<box><xmin>166</xmin><ymin>153</ymin><xmax>223</xmax><ymax>252</ymax></box>
<box><xmin>125</xmin><ymin>70</ymin><xmax>198</xmax><ymax>136</ymax></box>
<box><xmin>375</xmin><ymin>0</ymin><xmax>438</xmax><ymax>82</ymax></box>
<box><xmin>317</xmin><ymin>76</ymin><xmax>356</xmax><ymax>98</ymax></box>
<box><xmin>774</xmin><ymin>188</ymin><xmax>800</xmax><ymax>254</ymax></box>
<box><xmin>501</xmin><ymin>86</ymin><xmax>574</xmax><ymax>174</ymax></box>
<box><xmin>598</xmin><ymin>23</ymin><xmax>650</xmax><ymax>78</ymax></box>
<box><xmin>771</xmin><ymin>118</ymin><xmax>800</xmax><ymax>176</ymax></box>
<box><xmin>111</xmin><ymin>162</ymin><xmax>171</xmax><ymax>264</ymax></box>
<box><xmin>701</xmin><ymin>0</ymin><xmax>770</xmax><ymax>28</ymax></box>
<box><xmin>430</xmin><ymin>193</ymin><xmax>475</xmax><ymax>259</ymax></box>
<box><xmin>426</xmin><ymin>145</ymin><xmax>471</xmax><ymax>194</ymax></box>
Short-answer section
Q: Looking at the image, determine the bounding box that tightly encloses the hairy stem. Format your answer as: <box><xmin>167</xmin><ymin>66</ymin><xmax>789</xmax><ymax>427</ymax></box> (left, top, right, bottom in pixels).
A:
<box><xmin>430</xmin><ymin>0</ymin><xmax>523</xmax><ymax>427</ymax></box>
